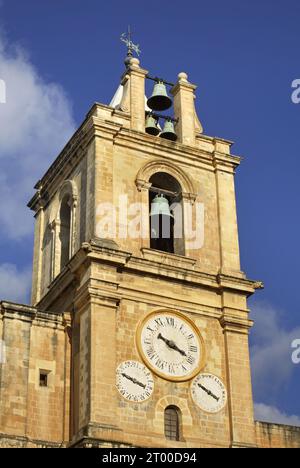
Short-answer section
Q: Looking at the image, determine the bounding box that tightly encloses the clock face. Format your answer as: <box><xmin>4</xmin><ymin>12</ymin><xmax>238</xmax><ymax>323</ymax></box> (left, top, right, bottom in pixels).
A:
<box><xmin>116</xmin><ymin>361</ymin><xmax>154</xmax><ymax>403</ymax></box>
<box><xmin>191</xmin><ymin>373</ymin><xmax>227</xmax><ymax>414</ymax></box>
<box><xmin>137</xmin><ymin>310</ymin><xmax>205</xmax><ymax>382</ymax></box>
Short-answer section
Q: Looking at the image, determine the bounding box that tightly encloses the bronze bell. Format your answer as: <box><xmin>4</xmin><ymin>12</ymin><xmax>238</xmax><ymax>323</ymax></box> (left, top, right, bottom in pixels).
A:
<box><xmin>160</xmin><ymin>119</ymin><xmax>177</xmax><ymax>142</ymax></box>
<box><xmin>150</xmin><ymin>194</ymin><xmax>174</xmax><ymax>248</ymax></box>
<box><xmin>150</xmin><ymin>194</ymin><xmax>174</xmax><ymax>218</ymax></box>
<box><xmin>147</xmin><ymin>81</ymin><xmax>172</xmax><ymax>111</ymax></box>
<box><xmin>145</xmin><ymin>114</ymin><xmax>160</xmax><ymax>136</ymax></box>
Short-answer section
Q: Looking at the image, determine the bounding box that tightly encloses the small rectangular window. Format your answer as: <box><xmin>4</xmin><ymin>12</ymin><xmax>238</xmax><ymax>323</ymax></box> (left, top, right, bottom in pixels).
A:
<box><xmin>39</xmin><ymin>371</ymin><xmax>49</xmax><ymax>387</ymax></box>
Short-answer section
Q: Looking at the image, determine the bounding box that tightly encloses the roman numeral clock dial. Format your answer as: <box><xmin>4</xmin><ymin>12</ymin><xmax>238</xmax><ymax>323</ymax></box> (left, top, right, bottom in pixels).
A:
<box><xmin>137</xmin><ymin>311</ymin><xmax>206</xmax><ymax>382</ymax></box>
<box><xmin>116</xmin><ymin>361</ymin><xmax>154</xmax><ymax>402</ymax></box>
<box><xmin>191</xmin><ymin>373</ymin><xmax>227</xmax><ymax>414</ymax></box>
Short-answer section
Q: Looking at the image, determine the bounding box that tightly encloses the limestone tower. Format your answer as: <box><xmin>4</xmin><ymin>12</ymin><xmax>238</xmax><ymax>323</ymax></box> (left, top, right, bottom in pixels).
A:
<box><xmin>1</xmin><ymin>44</ymin><xmax>300</xmax><ymax>449</ymax></box>
<box><xmin>29</xmin><ymin>53</ymin><xmax>261</xmax><ymax>448</ymax></box>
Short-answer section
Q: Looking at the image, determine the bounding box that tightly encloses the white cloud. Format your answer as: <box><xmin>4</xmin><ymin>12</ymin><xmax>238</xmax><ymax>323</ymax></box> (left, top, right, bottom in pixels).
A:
<box><xmin>0</xmin><ymin>34</ymin><xmax>75</xmax><ymax>239</ymax></box>
<box><xmin>255</xmin><ymin>403</ymin><xmax>300</xmax><ymax>427</ymax></box>
<box><xmin>250</xmin><ymin>301</ymin><xmax>300</xmax><ymax>400</ymax></box>
<box><xmin>0</xmin><ymin>263</ymin><xmax>32</xmax><ymax>303</ymax></box>
<box><xmin>0</xmin><ymin>32</ymin><xmax>75</xmax><ymax>304</ymax></box>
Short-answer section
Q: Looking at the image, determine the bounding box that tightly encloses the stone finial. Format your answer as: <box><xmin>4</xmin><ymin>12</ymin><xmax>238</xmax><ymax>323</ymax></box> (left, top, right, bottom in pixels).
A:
<box><xmin>130</xmin><ymin>57</ymin><xmax>140</xmax><ymax>67</ymax></box>
<box><xmin>178</xmin><ymin>72</ymin><xmax>188</xmax><ymax>83</ymax></box>
<box><xmin>125</xmin><ymin>56</ymin><xmax>140</xmax><ymax>69</ymax></box>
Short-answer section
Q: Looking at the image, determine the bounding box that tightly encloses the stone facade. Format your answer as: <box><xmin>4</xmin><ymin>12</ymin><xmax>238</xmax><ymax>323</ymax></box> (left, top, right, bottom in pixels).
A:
<box><xmin>0</xmin><ymin>56</ymin><xmax>299</xmax><ymax>448</ymax></box>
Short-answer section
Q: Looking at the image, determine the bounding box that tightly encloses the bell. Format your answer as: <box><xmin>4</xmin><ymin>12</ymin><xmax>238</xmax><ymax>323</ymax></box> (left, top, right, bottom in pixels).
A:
<box><xmin>147</xmin><ymin>81</ymin><xmax>172</xmax><ymax>111</ymax></box>
<box><xmin>150</xmin><ymin>194</ymin><xmax>174</xmax><ymax>218</ymax></box>
<box><xmin>145</xmin><ymin>114</ymin><xmax>160</xmax><ymax>136</ymax></box>
<box><xmin>150</xmin><ymin>195</ymin><xmax>174</xmax><ymax>248</ymax></box>
<box><xmin>160</xmin><ymin>120</ymin><xmax>177</xmax><ymax>142</ymax></box>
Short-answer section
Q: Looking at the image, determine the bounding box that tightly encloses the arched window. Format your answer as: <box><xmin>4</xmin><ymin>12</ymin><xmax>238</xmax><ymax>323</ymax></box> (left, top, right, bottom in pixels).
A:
<box><xmin>164</xmin><ymin>406</ymin><xmax>180</xmax><ymax>441</ymax></box>
<box><xmin>59</xmin><ymin>194</ymin><xmax>72</xmax><ymax>270</ymax></box>
<box><xmin>149</xmin><ymin>172</ymin><xmax>184</xmax><ymax>255</ymax></box>
<box><xmin>48</xmin><ymin>180</ymin><xmax>78</xmax><ymax>281</ymax></box>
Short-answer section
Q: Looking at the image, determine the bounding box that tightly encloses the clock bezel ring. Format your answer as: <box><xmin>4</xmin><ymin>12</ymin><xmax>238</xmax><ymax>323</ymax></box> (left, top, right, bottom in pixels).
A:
<box><xmin>136</xmin><ymin>309</ymin><xmax>206</xmax><ymax>382</ymax></box>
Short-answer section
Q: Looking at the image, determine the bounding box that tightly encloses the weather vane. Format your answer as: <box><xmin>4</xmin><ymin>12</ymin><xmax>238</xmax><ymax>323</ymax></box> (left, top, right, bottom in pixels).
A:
<box><xmin>120</xmin><ymin>26</ymin><xmax>141</xmax><ymax>57</ymax></box>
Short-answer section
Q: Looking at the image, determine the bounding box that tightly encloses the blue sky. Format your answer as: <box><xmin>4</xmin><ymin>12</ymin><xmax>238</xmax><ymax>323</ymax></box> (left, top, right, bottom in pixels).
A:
<box><xmin>0</xmin><ymin>0</ymin><xmax>299</xmax><ymax>425</ymax></box>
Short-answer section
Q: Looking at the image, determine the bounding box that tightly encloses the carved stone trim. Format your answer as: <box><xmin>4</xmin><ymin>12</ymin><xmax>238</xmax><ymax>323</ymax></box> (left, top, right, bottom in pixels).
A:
<box><xmin>135</xmin><ymin>159</ymin><xmax>197</xmax><ymax>207</ymax></box>
<box><xmin>135</xmin><ymin>179</ymin><xmax>152</xmax><ymax>192</ymax></box>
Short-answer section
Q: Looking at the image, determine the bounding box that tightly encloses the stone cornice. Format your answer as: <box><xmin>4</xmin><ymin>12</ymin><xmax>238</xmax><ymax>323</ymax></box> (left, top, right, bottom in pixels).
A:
<box><xmin>92</xmin><ymin>118</ymin><xmax>123</xmax><ymax>140</ymax></box>
<box><xmin>98</xmin><ymin>124</ymin><xmax>241</xmax><ymax>175</ymax></box>
<box><xmin>213</xmin><ymin>151</ymin><xmax>241</xmax><ymax>174</ymax></box>
<box><xmin>255</xmin><ymin>420</ymin><xmax>300</xmax><ymax>433</ymax></box>
<box><xmin>195</xmin><ymin>133</ymin><xmax>234</xmax><ymax>147</ymax></box>
<box><xmin>0</xmin><ymin>301</ymin><xmax>36</xmax><ymax>321</ymax></box>
<box><xmin>124</xmin><ymin>259</ymin><xmax>255</xmax><ymax>294</ymax></box>
<box><xmin>219</xmin><ymin>314</ymin><xmax>254</xmax><ymax>334</ymax></box>
<box><xmin>127</xmin><ymin>64</ymin><xmax>148</xmax><ymax>76</ymax></box>
<box><xmin>0</xmin><ymin>301</ymin><xmax>65</xmax><ymax>328</ymax></box>
<box><xmin>171</xmin><ymin>80</ymin><xmax>197</xmax><ymax>95</ymax></box>
<box><xmin>73</xmin><ymin>278</ymin><xmax>121</xmax><ymax>314</ymax></box>
<box><xmin>217</xmin><ymin>274</ymin><xmax>264</xmax><ymax>295</ymax></box>
<box><xmin>28</xmin><ymin>119</ymin><xmax>95</xmax><ymax>212</ymax></box>
<box><xmin>111</xmin><ymin>126</ymin><xmax>216</xmax><ymax>169</ymax></box>
<box><xmin>86</xmin><ymin>102</ymin><xmax>131</xmax><ymax>122</ymax></box>
<box><xmin>141</xmin><ymin>248</ymin><xmax>197</xmax><ymax>269</ymax></box>
<box><xmin>36</xmin><ymin>241</ymin><xmax>263</xmax><ymax>313</ymax></box>
<box><xmin>70</xmin><ymin>243</ymin><xmax>261</xmax><ymax>291</ymax></box>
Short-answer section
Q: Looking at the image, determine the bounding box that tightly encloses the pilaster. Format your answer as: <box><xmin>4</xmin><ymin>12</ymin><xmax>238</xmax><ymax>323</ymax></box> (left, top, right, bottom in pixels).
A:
<box><xmin>220</xmin><ymin>308</ymin><xmax>257</xmax><ymax>448</ymax></box>
<box><xmin>122</xmin><ymin>58</ymin><xmax>148</xmax><ymax>133</ymax></box>
<box><xmin>171</xmin><ymin>73</ymin><xmax>199</xmax><ymax>146</ymax></box>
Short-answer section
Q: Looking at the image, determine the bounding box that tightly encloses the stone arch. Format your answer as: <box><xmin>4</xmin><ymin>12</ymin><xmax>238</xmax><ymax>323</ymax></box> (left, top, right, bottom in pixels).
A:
<box><xmin>48</xmin><ymin>180</ymin><xmax>79</xmax><ymax>280</ymax></box>
<box><xmin>153</xmin><ymin>395</ymin><xmax>193</xmax><ymax>438</ymax></box>
<box><xmin>135</xmin><ymin>159</ymin><xmax>197</xmax><ymax>202</ymax></box>
<box><xmin>135</xmin><ymin>160</ymin><xmax>198</xmax><ymax>253</ymax></box>
<box><xmin>58</xmin><ymin>180</ymin><xmax>78</xmax><ymax>208</ymax></box>
<box><xmin>48</xmin><ymin>180</ymin><xmax>79</xmax><ymax>226</ymax></box>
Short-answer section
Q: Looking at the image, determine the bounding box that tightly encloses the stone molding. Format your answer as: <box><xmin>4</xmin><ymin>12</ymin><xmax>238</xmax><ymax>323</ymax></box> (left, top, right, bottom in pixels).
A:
<box><xmin>135</xmin><ymin>158</ymin><xmax>197</xmax><ymax>202</ymax></box>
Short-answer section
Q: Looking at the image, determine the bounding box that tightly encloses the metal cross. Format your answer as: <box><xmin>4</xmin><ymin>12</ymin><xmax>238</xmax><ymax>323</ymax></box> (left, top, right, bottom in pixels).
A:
<box><xmin>120</xmin><ymin>26</ymin><xmax>141</xmax><ymax>57</ymax></box>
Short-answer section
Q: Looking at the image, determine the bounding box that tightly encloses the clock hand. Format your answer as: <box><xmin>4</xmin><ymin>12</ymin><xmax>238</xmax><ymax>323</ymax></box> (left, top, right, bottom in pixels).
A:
<box><xmin>121</xmin><ymin>373</ymin><xmax>146</xmax><ymax>389</ymax></box>
<box><xmin>198</xmin><ymin>383</ymin><xmax>220</xmax><ymax>402</ymax></box>
<box><xmin>157</xmin><ymin>333</ymin><xmax>187</xmax><ymax>357</ymax></box>
<box><xmin>172</xmin><ymin>342</ymin><xmax>187</xmax><ymax>357</ymax></box>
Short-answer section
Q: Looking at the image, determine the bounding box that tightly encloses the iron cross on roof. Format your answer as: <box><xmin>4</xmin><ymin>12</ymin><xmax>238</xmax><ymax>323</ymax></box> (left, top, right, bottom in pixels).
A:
<box><xmin>120</xmin><ymin>26</ymin><xmax>141</xmax><ymax>57</ymax></box>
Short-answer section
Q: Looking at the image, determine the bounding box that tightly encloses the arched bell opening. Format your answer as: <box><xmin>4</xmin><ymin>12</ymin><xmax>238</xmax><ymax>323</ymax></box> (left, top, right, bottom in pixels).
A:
<box><xmin>149</xmin><ymin>172</ymin><xmax>185</xmax><ymax>256</ymax></box>
<box><xmin>59</xmin><ymin>194</ymin><xmax>72</xmax><ymax>270</ymax></box>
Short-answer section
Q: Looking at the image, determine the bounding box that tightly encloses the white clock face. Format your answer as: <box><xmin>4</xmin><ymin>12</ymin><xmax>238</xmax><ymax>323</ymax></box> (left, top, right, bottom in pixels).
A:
<box><xmin>116</xmin><ymin>361</ymin><xmax>154</xmax><ymax>403</ymax></box>
<box><xmin>137</xmin><ymin>311</ymin><xmax>205</xmax><ymax>382</ymax></box>
<box><xmin>191</xmin><ymin>373</ymin><xmax>227</xmax><ymax>413</ymax></box>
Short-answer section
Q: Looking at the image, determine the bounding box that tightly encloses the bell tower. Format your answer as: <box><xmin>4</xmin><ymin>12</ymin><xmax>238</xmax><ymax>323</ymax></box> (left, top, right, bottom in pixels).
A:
<box><xmin>25</xmin><ymin>43</ymin><xmax>264</xmax><ymax>449</ymax></box>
